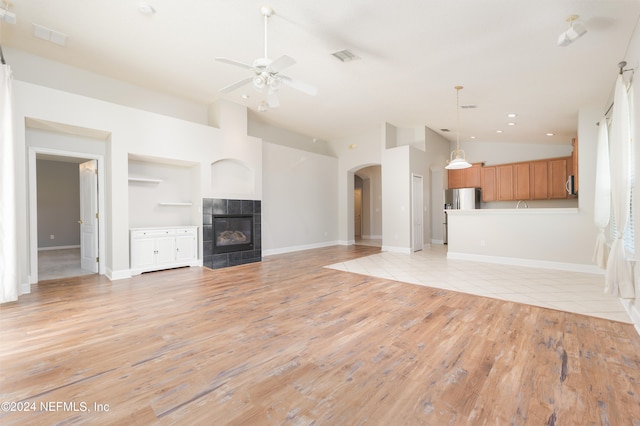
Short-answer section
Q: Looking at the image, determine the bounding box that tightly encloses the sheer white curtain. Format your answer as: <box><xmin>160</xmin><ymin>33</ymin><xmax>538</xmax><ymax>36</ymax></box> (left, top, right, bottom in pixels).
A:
<box><xmin>605</xmin><ymin>75</ymin><xmax>635</xmax><ymax>298</ymax></box>
<box><xmin>0</xmin><ymin>60</ymin><xmax>20</xmax><ymax>303</ymax></box>
<box><xmin>593</xmin><ymin>118</ymin><xmax>610</xmax><ymax>268</ymax></box>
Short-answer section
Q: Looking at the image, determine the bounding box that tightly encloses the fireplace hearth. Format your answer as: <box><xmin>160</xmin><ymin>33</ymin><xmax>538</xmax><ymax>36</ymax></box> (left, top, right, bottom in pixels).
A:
<box><xmin>203</xmin><ymin>198</ymin><xmax>261</xmax><ymax>269</ymax></box>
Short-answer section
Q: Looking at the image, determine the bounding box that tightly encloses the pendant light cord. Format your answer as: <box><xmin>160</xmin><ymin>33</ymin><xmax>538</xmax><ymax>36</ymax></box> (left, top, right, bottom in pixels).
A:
<box><xmin>454</xmin><ymin>85</ymin><xmax>463</xmax><ymax>151</ymax></box>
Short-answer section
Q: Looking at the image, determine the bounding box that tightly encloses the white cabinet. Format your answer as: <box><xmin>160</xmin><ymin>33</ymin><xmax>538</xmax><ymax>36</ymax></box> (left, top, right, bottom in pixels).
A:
<box><xmin>130</xmin><ymin>226</ymin><xmax>198</xmax><ymax>275</ymax></box>
<box><xmin>175</xmin><ymin>228</ymin><xmax>197</xmax><ymax>262</ymax></box>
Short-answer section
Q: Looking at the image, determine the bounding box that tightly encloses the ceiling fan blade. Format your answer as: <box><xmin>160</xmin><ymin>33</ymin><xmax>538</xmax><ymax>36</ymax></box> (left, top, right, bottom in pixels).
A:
<box><xmin>267</xmin><ymin>91</ymin><xmax>280</xmax><ymax>108</ymax></box>
<box><xmin>215</xmin><ymin>57</ymin><xmax>256</xmax><ymax>71</ymax></box>
<box><xmin>280</xmin><ymin>75</ymin><xmax>318</xmax><ymax>96</ymax></box>
<box><xmin>220</xmin><ymin>77</ymin><xmax>253</xmax><ymax>94</ymax></box>
<box><xmin>268</xmin><ymin>55</ymin><xmax>296</xmax><ymax>73</ymax></box>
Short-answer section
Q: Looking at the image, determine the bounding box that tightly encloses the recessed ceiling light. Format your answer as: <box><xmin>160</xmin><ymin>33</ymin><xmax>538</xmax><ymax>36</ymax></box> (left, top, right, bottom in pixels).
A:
<box><xmin>138</xmin><ymin>2</ymin><xmax>156</xmax><ymax>15</ymax></box>
<box><xmin>241</xmin><ymin>94</ymin><xmax>250</xmax><ymax>99</ymax></box>
<box><xmin>546</xmin><ymin>132</ymin><xmax>555</xmax><ymax>136</ymax></box>
<box><xmin>470</xmin><ymin>136</ymin><xmax>476</xmax><ymax>139</ymax></box>
<box><xmin>507</xmin><ymin>122</ymin><xmax>516</xmax><ymax>126</ymax></box>
<box><xmin>507</xmin><ymin>113</ymin><xmax>517</xmax><ymax>118</ymax></box>
<box><xmin>496</xmin><ymin>130</ymin><xmax>503</xmax><ymax>133</ymax></box>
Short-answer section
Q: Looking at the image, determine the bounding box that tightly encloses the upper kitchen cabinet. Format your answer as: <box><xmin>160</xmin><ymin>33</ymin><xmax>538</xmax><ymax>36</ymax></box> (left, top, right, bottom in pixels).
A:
<box><xmin>481</xmin><ymin>166</ymin><xmax>497</xmax><ymax>202</ymax></box>
<box><xmin>480</xmin><ymin>157</ymin><xmax>573</xmax><ymax>202</ymax></box>
<box><xmin>448</xmin><ymin>162</ymin><xmax>483</xmax><ymax>189</ymax></box>
<box><xmin>549</xmin><ymin>157</ymin><xmax>569</xmax><ymax>199</ymax></box>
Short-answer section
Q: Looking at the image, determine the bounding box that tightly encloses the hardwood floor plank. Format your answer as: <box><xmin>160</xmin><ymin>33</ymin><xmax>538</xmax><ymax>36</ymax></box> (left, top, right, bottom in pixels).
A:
<box><xmin>1</xmin><ymin>245</ymin><xmax>639</xmax><ymax>425</ymax></box>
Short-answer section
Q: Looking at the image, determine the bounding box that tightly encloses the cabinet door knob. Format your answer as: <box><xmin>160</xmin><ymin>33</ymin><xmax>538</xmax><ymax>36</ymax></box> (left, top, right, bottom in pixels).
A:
<box><xmin>78</xmin><ymin>219</ymin><xmax>83</xmax><ymax>224</ymax></box>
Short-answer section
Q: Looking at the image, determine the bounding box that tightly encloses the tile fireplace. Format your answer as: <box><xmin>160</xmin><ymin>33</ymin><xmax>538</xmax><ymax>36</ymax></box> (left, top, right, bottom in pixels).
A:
<box><xmin>203</xmin><ymin>198</ymin><xmax>261</xmax><ymax>269</ymax></box>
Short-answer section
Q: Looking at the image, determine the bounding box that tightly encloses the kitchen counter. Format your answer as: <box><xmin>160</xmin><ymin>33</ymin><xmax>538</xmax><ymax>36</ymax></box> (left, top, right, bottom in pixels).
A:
<box><xmin>445</xmin><ymin>208</ymin><xmax>579</xmax><ymax>215</ymax></box>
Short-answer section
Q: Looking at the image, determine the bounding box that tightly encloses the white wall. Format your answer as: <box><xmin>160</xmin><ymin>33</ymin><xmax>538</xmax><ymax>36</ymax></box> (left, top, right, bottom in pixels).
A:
<box><xmin>382</xmin><ymin>145</ymin><xmax>411</xmax><ymax>252</ymax></box>
<box><xmin>461</xmin><ymin>141</ymin><xmax>574</xmax><ymax>166</ymax></box>
<box><xmin>331</xmin><ymin>126</ymin><xmax>383</xmax><ymax>244</ymax></box>
<box><xmin>261</xmin><ymin>142</ymin><xmax>338</xmax><ymax>255</ymax></box>
<box><xmin>128</xmin><ymin>159</ymin><xmax>196</xmax><ymax>228</ymax></box>
<box><xmin>14</xmin><ymin>80</ymin><xmax>262</xmax><ymax>282</ymax></box>
<box><xmin>6</xmin><ymin>48</ymin><xmax>207</xmax><ymax>124</ymax></box>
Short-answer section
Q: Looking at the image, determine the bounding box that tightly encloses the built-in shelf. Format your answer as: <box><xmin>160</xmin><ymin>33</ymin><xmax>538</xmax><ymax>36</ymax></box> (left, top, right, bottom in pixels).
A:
<box><xmin>158</xmin><ymin>202</ymin><xmax>193</xmax><ymax>206</ymax></box>
<box><xmin>128</xmin><ymin>177</ymin><xmax>163</xmax><ymax>183</ymax></box>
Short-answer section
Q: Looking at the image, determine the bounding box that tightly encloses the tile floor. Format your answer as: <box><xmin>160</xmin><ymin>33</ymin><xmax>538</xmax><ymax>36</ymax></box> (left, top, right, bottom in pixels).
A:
<box><xmin>327</xmin><ymin>243</ymin><xmax>632</xmax><ymax>324</ymax></box>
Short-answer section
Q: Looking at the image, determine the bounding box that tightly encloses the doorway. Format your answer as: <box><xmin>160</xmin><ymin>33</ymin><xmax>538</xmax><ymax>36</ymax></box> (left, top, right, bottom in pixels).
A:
<box><xmin>354</xmin><ymin>175</ymin><xmax>363</xmax><ymax>240</ymax></box>
<box><xmin>28</xmin><ymin>148</ymin><xmax>106</xmax><ymax>283</ymax></box>
<box><xmin>352</xmin><ymin>165</ymin><xmax>382</xmax><ymax>247</ymax></box>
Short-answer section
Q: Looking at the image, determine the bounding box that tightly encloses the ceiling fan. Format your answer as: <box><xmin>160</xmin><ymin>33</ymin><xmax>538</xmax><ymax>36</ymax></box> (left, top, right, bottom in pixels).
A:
<box><xmin>216</xmin><ymin>6</ymin><xmax>318</xmax><ymax>109</ymax></box>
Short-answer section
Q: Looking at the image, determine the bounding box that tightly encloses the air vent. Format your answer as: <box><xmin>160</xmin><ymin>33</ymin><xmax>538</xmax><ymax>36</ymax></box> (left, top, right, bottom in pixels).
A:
<box><xmin>331</xmin><ymin>49</ymin><xmax>360</xmax><ymax>62</ymax></box>
<box><xmin>461</xmin><ymin>105</ymin><xmax>477</xmax><ymax>109</ymax></box>
<box><xmin>33</xmin><ymin>23</ymin><xmax>67</xmax><ymax>46</ymax></box>
<box><xmin>440</xmin><ymin>129</ymin><xmax>450</xmax><ymax>132</ymax></box>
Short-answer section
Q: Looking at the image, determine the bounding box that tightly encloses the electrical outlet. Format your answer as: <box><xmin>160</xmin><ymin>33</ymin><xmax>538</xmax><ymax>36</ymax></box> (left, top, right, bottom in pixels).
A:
<box><xmin>50</xmin><ymin>234</ymin><xmax>55</xmax><ymax>240</ymax></box>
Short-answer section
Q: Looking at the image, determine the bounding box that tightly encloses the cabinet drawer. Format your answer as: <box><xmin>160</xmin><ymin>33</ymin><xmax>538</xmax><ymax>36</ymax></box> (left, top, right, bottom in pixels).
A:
<box><xmin>131</xmin><ymin>229</ymin><xmax>176</xmax><ymax>239</ymax></box>
<box><xmin>175</xmin><ymin>228</ymin><xmax>197</xmax><ymax>236</ymax></box>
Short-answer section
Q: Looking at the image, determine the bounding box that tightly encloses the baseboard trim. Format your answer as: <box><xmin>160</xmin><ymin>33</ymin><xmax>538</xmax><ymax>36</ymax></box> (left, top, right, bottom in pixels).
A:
<box><xmin>38</xmin><ymin>245</ymin><xmax>80</xmax><ymax>251</ymax></box>
<box><xmin>446</xmin><ymin>251</ymin><xmax>605</xmax><ymax>275</ymax></box>
<box><xmin>621</xmin><ymin>299</ymin><xmax>640</xmax><ymax>336</ymax></box>
<box><xmin>263</xmin><ymin>241</ymin><xmax>341</xmax><ymax>257</ymax></box>
<box><xmin>107</xmin><ymin>268</ymin><xmax>131</xmax><ymax>280</ymax></box>
<box><xmin>382</xmin><ymin>245</ymin><xmax>411</xmax><ymax>254</ymax></box>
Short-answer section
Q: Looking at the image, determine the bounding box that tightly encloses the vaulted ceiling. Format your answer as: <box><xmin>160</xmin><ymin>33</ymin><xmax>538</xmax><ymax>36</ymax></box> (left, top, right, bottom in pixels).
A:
<box><xmin>1</xmin><ymin>1</ymin><xmax>638</xmax><ymax>145</ymax></box>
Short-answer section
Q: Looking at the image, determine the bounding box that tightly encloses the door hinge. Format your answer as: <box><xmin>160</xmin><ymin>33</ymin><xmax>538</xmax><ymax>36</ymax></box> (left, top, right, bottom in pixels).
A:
<box><xmin>96</xmin><ymin>256</ymin><xmax>99</xmax><ymax>263</ymax></box>
<box><xmin>94</xmin><ymin>168</ymin><xmax>98</xmax><ymax>175</ymax></box>
<box><xmin>95</xmin><ymin>213</ymin><xmax>99</xmax><ymax>219</ymax></box>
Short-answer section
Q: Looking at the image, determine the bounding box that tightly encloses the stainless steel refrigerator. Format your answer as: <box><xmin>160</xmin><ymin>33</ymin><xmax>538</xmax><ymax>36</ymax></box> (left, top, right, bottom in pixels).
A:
<box><xmin>443</xmin><ymin>188</ymin><xmax>481</xmax><ymax>244</ymax></box>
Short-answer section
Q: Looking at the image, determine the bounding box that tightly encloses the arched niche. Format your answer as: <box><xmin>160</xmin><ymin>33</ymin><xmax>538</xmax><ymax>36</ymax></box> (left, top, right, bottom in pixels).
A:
<box><xmin>211</xmin><ymin>158</ymin><xmax>254</xmax><ymax>195</ymax></box>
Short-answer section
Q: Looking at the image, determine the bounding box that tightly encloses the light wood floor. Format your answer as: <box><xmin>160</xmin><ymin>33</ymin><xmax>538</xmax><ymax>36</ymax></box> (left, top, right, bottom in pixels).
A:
<box><xmin>1</xmin><ymin>245</ymin><xmax>639</xmax><ymax>425</ymax></box>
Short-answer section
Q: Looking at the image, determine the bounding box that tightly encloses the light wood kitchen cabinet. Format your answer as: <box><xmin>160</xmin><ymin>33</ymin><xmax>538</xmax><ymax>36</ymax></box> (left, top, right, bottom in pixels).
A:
<box><xmin>496</xmin><ymin>165</ymin><xmax>514</xmax><ymax>200</ymax></box>
<box><xmin>448</xmin><ymin>162</ymin><xmax>483</xmax><ymax>189</ymax></box>
<box><xmin>530</xmin><ymin>160</ymin><xmax>549</xmax><ymax>199</ymax></box>
<box><xmin>513</xmin><ymin>163</ymin><xmax>531</xmax><ymax>200</ymax></box>
<box><xmin>481</xmin><ymin>166</ymin><xmax>497</xmax><ymax>202</ymax></box>
<box><xmin>549</xmin><ymin>158</ymin><xmax>569</xmax><ymax>199</ymax></box>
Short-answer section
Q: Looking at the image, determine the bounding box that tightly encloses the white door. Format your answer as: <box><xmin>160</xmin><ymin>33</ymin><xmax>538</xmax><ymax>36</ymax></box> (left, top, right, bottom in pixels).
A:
<box><xmin>412</xmin><ymin>174</ymin><xmax>424</xmax><ymax>252</ymax></box>
<box><xmin>79</xmin><ymin>160</ymin><xmax>99</xmax><ymax>272</ymax></box>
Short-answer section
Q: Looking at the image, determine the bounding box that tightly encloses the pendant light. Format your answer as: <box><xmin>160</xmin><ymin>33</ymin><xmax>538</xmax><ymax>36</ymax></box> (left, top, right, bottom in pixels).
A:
<box><xmin>445</xmin><ymin>86</ymin><xmax>472</xmax><ymax>170</ymax></box>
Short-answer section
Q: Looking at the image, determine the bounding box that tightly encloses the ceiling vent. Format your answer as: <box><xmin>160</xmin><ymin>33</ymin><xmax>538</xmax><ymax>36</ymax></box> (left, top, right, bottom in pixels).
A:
<box><xmin>440</xmin><ymin>129</ymin><xmax>450</xmax><ymax>132</ymax></box>
<box><xmin>33</xmin><ymin>23</ymin><xmax>67</xmax><ymax>46</ymax></box>
<box><xmin>461</xmin><ymin>105</ymin><xmax>477</xmax><ymax>109</ymax></box>
<box><xmin>331</xmin><ymin>49</ymin><xmax>359</xmax><ymax>62</ymax></box>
